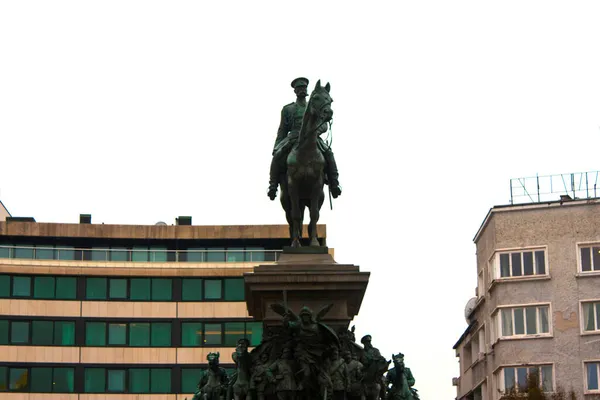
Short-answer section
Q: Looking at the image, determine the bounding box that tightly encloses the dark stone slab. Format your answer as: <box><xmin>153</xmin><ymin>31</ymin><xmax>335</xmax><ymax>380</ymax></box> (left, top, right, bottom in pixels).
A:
<box><xmin>282</xmin><ymin>246</ymin><xmax>329</xmax><ymax>254</ymax></box>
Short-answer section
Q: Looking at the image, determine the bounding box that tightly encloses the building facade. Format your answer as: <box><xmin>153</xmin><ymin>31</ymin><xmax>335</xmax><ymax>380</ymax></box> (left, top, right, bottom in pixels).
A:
<box><xmin>0</xmin><ymin>214</ymin><xmax>327</xmax><ymax>399</ymax></box>
<box><xmin>453</xmin><ymin>198</ymin><xmax>600</xmax><ymax>400</ymax></box>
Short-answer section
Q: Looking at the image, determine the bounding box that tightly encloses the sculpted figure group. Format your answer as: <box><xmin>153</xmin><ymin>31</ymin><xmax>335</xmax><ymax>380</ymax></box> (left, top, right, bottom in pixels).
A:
<box><xmin>189</xmin><ymin>305</ymin><xmax>419</xmax><ymax>400</ymax></box>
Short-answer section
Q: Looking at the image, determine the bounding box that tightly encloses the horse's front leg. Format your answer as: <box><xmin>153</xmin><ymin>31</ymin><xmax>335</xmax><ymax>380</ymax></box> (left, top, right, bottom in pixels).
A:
<box><xmin>288</xmin><ymin>182</ymin><xmax>302</xmax><ymax>248</ymax></box>
<box><xmin>308</xmin><ymin>193</ymin><xmax>320</xmax><ymax>247</ymax></box>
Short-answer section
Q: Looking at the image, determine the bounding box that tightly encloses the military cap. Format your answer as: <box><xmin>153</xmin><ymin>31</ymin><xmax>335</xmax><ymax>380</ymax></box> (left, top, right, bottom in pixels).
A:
<box><xmin>291</xmin><ymin>77</ymin><xmax>309</xmax><ymax>88</ymax></box>
<box><xmin>360</xmin><ymin>335</ymin><xmax>372</xmax><ymax>344</ymax></box>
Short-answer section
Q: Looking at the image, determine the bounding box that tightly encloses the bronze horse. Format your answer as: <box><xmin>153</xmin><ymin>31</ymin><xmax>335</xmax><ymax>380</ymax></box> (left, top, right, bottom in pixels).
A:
<box><xmin>281</xmin><ymin>80</ymin><xmax>333</xmax><ymax>247</ymax></box>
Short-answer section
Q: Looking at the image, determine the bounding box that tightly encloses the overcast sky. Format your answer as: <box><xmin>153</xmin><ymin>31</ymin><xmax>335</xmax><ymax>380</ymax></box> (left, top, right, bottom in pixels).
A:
<box><xmin>2</xmin><ymin>1</ymin><xmax>600</xmax><ymax>398</ymax></box>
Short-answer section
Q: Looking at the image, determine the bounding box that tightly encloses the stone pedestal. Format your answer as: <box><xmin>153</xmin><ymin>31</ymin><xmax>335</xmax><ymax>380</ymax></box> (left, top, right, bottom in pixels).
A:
<box><xmin>244</xmin><ymin>247</ymin><xmax>369</xmax><ymax>332</ymax></box>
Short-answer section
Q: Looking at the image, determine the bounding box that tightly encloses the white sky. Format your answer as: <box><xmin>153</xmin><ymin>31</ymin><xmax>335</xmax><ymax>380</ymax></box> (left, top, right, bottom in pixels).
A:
<box><xmin>2</xmin><ymin>1</ymin><xmax>600</xmax><ymax>398</ymax></box>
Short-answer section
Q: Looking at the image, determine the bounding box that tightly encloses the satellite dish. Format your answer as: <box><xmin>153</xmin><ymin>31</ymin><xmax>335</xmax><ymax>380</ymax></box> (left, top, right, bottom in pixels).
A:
<box><xmin>155</xmin><ymin>221</ymin><xmax>167</xmax><ymax>226</ymax></box>
<box><xmin>464</xmin><ymin>297</ymin><xmax>478</xmax><ymax>323</ymax></box>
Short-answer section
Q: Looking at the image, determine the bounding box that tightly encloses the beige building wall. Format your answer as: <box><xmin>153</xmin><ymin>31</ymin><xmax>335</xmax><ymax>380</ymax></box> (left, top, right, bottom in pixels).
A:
<box><xmin>0</xmin><ymin>200</ymin><xmax>9</xmax><ymax>222</ymax></box>
<box><xmin>455</xmin><ymin>200</ymin><xmax>600</xmax><ymax>400</ymax></box>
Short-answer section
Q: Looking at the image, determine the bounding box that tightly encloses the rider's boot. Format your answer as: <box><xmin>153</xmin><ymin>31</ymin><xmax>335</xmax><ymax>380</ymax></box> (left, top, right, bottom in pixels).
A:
<box><xmin>267</xmin><ymin>156</ymin><xmax>279</xmax><ymax>200</ymax></box>
<box><xmin>324</xmin><ymin>149</ymin><xmax>342</xmax><ymax>198</ymax></box>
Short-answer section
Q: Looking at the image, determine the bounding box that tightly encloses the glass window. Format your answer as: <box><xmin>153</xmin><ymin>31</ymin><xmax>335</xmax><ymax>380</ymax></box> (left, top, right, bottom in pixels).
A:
<box><xmin>91</xmin><ymin>248</ymin><xmax>108</xmax><ymax>261</ymax></box>
<box><xmin>150</xmin><ymin>247</ymin><xmax>168</xmax><ymax>262</ymax></box>
<box><xmin>11</xmin><ymin>321</ymin><xmax>30</xmax><ymax>344</ymax></box>
<box><xmin>0</xmin><ymin>275</ymin><xmax>10</xmax><ymax>297</ymax></box>
<box><xmin>514</xmin><ymin>308</ymin><xmax>525</xmax><ymax>335</ymax></box>
<box><xmin>588</xmin><ymin>363</ymin><xmax>599</xmax><ymax>391</ymax></box>
<box><xmin>182</xmin><ymin>368</ymin><xmax>203</xmax><ymax>393</ymax></box>
<box><xmin>525</xmin><ymin>307</ymin><xmax>537</xmax><ymax>334</ymax></box>
<box><xmin>206</xmin><ymin>248</ymin><xmax>225</xmax><ymax>262</ymax></box>
<box><xmin>245</xmin><ymin>247</ymin><xmax>265</xmax><ymax>262</ymax></box>
<box><xmin>511</xmin><ymin>253</ymin><xmax>522</xmax><ymax>276</ymax></box>
<box><xmin>34</xmin><ymin>276</ymin><xmax>55</xmax><ymax>299</ymax></box>
<box><xmin>110</xmin><ymin>247</ymin><xmax>129</xmax><ymax>262</ymax></box>
<box><xmin>151</xmin><ymin>322</ymin><xmax>171</xmax><ymax>346</ymax></box>
<box><xmin>130</xmin><ymin>323</ymin><xmax>150</xmax><ymax>346</ymax></box>
<box><xmin>53</xmin><ymin>367</ymin><xmax>74</xmax><ymax>392</ymax></box>
<box><xmin>245</xmin><ymin>322</ymin><xmax>263</xmax><ymax>346</ymax></box>
<box><xmin>129</xmin><ymin>368</ymin><xmax>149</xmax><ymax>393</ymax></box>
<box><xmin>86</xmin><ymin>322</ymin><xmax>106</xmax><ymax>346</ymax></box>
<box><xmin>54</xmin><ymin>321</ymin><xmax>75</xmax><ymax>345</ymax></box>
<box><xmin>30</xmin><ymin>367</ymin><xmax>52</xmax><ymax>392</ymax></box>
<box><xmin>32</xmin><ymin>320</ymin><xmax>53</xmax><ymax>345</ymax></box>
<box><xmin>151</xmin><ymin>278</ymin><xmax>172</xmax><ymax>301</ymax></box>
<box><xmin>501</xmin><ymin>309</ymin><xmax>513</xmax><ymax>336</ymax></box>
<box><xmin>182</xmin><ymin>278</ymin><xmax>203</xmax><ymax>301</ymax></box>
<box><xmin>151</xmin><ymin>368</ymin><xmax>171</xmax><ymax>393</ymax></box>
<box><xmin>0</xmin><ymin>366</ymin><xmax>7</xmax><ymax>391</ymax></box>
<box><xmin>12</xmin><ymin>276</ymin><xmax>31</xmax><ymax>297</ymax></box>
<box><xmin>14</xmin><ymin>246</ymin><xmax>34</xmax><ymax>259</ymax></box>
<box><xmin>594</xmin><ymin>247</ymin><xmax>600</xmax><ymax>271</ymax></box>
<box><xmin>86</xmin><ymin>278</ymin><xmax>107</xmax><ymax>300</ymax></box>
<box><xmin>0</xmin><ymin>320</ymin><xmax>8</xmax><ymax>344</ymax></box>
<box><xmin>0</xmin><ymin>244</ymin><xmax>11</xmax><ymax>258</ymax></box>
<box><xmin>131</xmin><ymin>247</ymin><xmax>149</xmax><ymax>262</ymax></box>
<box><xmin>523</xmin><ymin>252</ymin><xmax>534</xmax><ymax>275</ymax></box>
<box><xmin>224</xmin><ymin>278</ymin><xmax>245</xmax><ymax>301</ymax></box>
<box><xmin>187</xmin><ymin>248</ymin><xmax>205</xmax><ymax>262</ymax></box>
<box><xmin>582</xmin><ymin>247</ymin><xmax>592</xmax><ymax>272</ymax></box>
<box><xmin>55</xmin><ymin>277</ymin><xmax>76</xmax><ymax>299</ymax></box>
<box><xmin>224</xmin><ymin>322</ymin><xmax>245</xmax><ymax>346</ymax></box>
<box><xmin>35</xmin><ymin>246</ymin><xmax>54</xmax><ymax>260</ymax></box>
<box><xmin>541</xmin><ymin>365</ymin><xmax>553</xmax><ymax>392</ymax></box>
<box><xmin>130</xmin><ymin>278</ymin><xmax>150</xmax><ymax>300</ymax></box>
<box><xmin>205</xmin><ymin>280</ymin><xmax>222</xmax><ymax>300</ymax></box>
<box><xmin>205</xmin><ymin>323</ymin><xmax>222</xmax><ymax>345</ymax></box>
<box><xmin>535</xmin><ymin>251</ymin><xmax>546</xmax><ymax>274</ymax></box>
<box><xmin>109</xmin><ymin>278</ymin><xmax>127</xmax><ymax>299</ymax></box>
<box><xmin>9</xmin><ymin>367</ymin><xmax>28</xmax><ymax>391</ymax></box>
<box><xmin>107</xmin><ymin>369</ymin><xmax>126</xmax><ymax>392</ymax></box>
<box><xmin>108</xmin><ymin>323</ymin><xmax>127</xmax><ymax>345</ymax></box>
<box><xmin>84</xmin><ymin>368</ymin><xmax>106</xmax><ymax>393</ymax></box>
<box><xmin>504</xmin><ymin>367</ymin><xmax>515</xmax><ymax>391</ymax></box>
<box><xmin>56</xmin><ymin>246</ymin><xmax>75</xmax><ymax>261</ymax></box>
<box><xmin>227</xmin><ymin>248</ymin><xmax>245</xmax><ymax>262</ymax></box>
<box><xmin>182</xmin><ymin>322</ymin><xmax>203</xmax><ymax>346</ymax></box>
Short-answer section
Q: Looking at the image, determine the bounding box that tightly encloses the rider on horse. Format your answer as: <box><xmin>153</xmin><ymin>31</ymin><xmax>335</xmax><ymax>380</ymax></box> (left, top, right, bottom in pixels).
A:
<box><xmin>267</xmin><ymin>77</ymin><xmax>342</xmax><ymax>201</ymax></box>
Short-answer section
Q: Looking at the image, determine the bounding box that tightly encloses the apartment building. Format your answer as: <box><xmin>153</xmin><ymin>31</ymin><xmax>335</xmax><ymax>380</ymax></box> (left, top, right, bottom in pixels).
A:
<box><xmin>453</xmin><ymin>194</ymin><xmax>600</xmax><ymax>399</ymax></box>
<box><xmin>0</xmin><ymin>212</ymin><xmax>326</xmax><ymax>399</ymax></box>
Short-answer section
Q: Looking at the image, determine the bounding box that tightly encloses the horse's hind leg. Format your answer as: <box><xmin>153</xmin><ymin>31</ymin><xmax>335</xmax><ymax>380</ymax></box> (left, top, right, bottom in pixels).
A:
<box><xmin>308</xmin><ymin>194</ymin><xmax>320</xmax><ymax>247</ymax></box>
<box><xmin>289</xmin><ymin>184</ymin><xmax>302</xmax><ymax>248</ymax></box>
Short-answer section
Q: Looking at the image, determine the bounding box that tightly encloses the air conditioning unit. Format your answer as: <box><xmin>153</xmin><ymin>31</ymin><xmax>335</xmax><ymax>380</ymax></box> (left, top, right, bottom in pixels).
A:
<box><xmin>452</xmin><ymin>377</ymin><xmax>459</xmax><ymax>386</ymax></box>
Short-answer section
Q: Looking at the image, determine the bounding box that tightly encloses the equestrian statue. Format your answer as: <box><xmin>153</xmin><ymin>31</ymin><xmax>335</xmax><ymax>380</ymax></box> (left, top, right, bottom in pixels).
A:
<box><xmin>267</xmin><ymin>77</ymin><xmax>341</xmax><ymax>247</ymax></box>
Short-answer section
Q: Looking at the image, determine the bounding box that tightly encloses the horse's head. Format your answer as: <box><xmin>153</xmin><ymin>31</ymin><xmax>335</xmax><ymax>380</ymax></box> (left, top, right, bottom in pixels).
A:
<box><xmin>392</xmin><ymin>353</ymin><xmax>405</xmax><ymax>371</ymax></box>
<box><xmin>207</xmin><ymin>352</ymin><xmax>220</xmax><ymax>368</ymax></box>
<box><xmin>307</xmin><ymin>80</ymin><xmax>333</xmax><ymax>123</ymax></box>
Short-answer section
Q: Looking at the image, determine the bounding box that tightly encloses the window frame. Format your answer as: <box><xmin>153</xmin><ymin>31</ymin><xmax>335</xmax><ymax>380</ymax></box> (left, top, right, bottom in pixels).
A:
<box><xmin>497</xmin><ymin>363</ymin><xmax>555</xmax><ymax>395</ymax></box>
<box><xmin>0</xmin><ymin>275</ymin><xmax>78</xmax><ymax>300</ymax></box>
<box><xmin>494</xmin><ymin>303</ymin><xmax>552</xmax><ymax>339</ymax></box>
<box><xmin>0</xmin><ymin>319</ymin><xmax>76</xmax><ymax>346</ymax></box>
<box><xmin>578</xmin><ymin>242</ymin><xmax>600</xmax><ymax>274</ymax></box>
<box><xmin>580</xmin><ymin>299</ymin><xmax>600</xmax><ymax>335</ymax></box>
<box><xmin>86</xmin><ymin>320</ymin><xmax>173</xmax><ymax>347</ymax></box>
<box><xmin>492</xmin><ymin>246</ymin><xmax>548</xmax><ymax>280</ymax></box>
<box><xmin>0</xmin><ymin>365</ymin><xmax>76</xmax><ymax>393</ymax></box>
<box><xmin>584</xmin><ymin>360</ymin><xmax>600</xmax><ymax>394</ymax></box>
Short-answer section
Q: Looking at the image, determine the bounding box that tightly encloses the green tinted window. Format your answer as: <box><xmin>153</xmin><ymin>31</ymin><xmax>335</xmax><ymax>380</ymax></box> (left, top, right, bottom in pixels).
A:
<box><xmin>91</xmin><ymin>249</ymin><xmax>108</xmax><ymax>261</ymax></box>
<box><xmin>129</xmin><ymin>368</ymin><xmax>149</xmax><ymax>393</ymax></box>
<box><xmin>57</xmin><ymin>246</ymin><xmax>75</xmax><ymax>261</ymax></box>
<box><xmin>224</xmin><ymin>322</ymin><xmax>245</xmax><ymax>346</ymax></box>
<box><xmin>32</xmin><ymin>320</ymin><xmax>53</xmax><ymax>345</ymax></box>
<box><xmin>14</xmin><ymin>246</ymin><xmax>34</xmax><ymax>259</ymax></box>
<box><xmin>0</xmin><ymin>275</ymin><xmax>10</xmax><ymax>296</ymax></box>
<box><xmin>130</xmin><ymin>323</ymin><xmax>150</xmax><ymax>346</ymax></box>
<box><xmin>110</xmin><ymin>247</ymin><xmax>129</xmax><ymax>262</ymax></box>
<box><xmin>227</xmin><ymin>248</ymin><xmax>245</xmax><ymax>262</ymax></box>
<box><xmin>246</xmin><ymin>322</ymin><xmax>263</xmax><ymax>346</ymax></box>
<box><xmin>0</xmin><ymin>245</ymin><xmax>11</xmax><ymax>258</ymax></box>
<box><xmin>85</xmin><ymin>368</ymin><xmax>105</xmax><ymax>392</ymax></box>
<box><xmin>0</xmin><ymin>320</ymin><xmax>8</xmax><ymax>344</ymax></box>
<box><xmin>182</xmin><ymin>322</ymin><xmax>203</xmax><ymax>346</ymax></box>
<box><xmin>182</xmin><ymin>368</ymin><xmax>202</xmax><ymax>393</ymax></box>
<box><xmin>187</xmin><ymin>248</ymin><xmax>205</xmax><ymax>262</ymax></box>
<box><xmin>35</xmin><ymin>246</ymin><xmax>54</xmax><ymax>260</ymax></box>
<box><xmin>245</xmin><ymin>247</ymin><xmax>265</xmax><ymax>262</ymax></box>
<box><xmin>107</xmin><ymin>369</ymin><xmax>126</xmax><ymax>392</ymax></box>
<box><xmin>151</xmin><ymin>322</ymin><xmax>171</xmax><ymax>346</ymax></box>
<box><xmin>86</xmin><ymin>278</ymin><xmax>107</xmax><ymax>300</ymax></box>
<box><xmin>34</xmin><ymin>276</ymin><xmax>55</xmax><ymax>299</ymax></box>
<box><xmin>131</xmin><ymin>247</ymin><xmax>148</xmax><ymax>262</ymax></box>
<box><xmin>150</xmin><ymin>247</ymin><xmax>168</xmax><ymax>262</ymax></box>
<box><xmin>152</xmin><ymin>278</ymin><xmax>172</xmax><ymax>301</ymax></box>
<box><xmin>224</xmin><ymin>278</ymin><xmax>244</xmax><ymax>301</ymax></box>
<box><xmin>109</xmin><ymin>278</ymin><xmax>127</xmax><ymax>299</ymax></box>
<box><xmin>206</xmin><ymin>247</ymin><xmax>225</xmax><ymax>262</ymax></box>
<box><xmin>30</xmin><ymin>367</ymin><xmax>52</xmax><ymax>392</ymax></box>
<box><xmin>205</xmin><ymin>323</ymin><xmax>222</xmax><ymax>345</ymax></box>
<box><xmin>108</xmin><ymin>323</ymin><xmax>127</xmax><ymax>345</ymax></box>
<box><xmin>12</xmin><ymin>276</ymin><xmax>31</xmax><ymax>297</ymax></box>
<box><xmin>86</xmin><ymin>322</ymin><xmax>106</xmax><ymax>346</ymax></box>
<box><xmin>182</xmin><ymin>278</ymin><xmax>203</xmax><ymax>301</ymax></box>
<box><xmin>56</xmin><ymin>277</ymin><xmax>76</xmax><ymax>299</ymax></box>
<box><xmin>0</xmin><ymin>366</ymin><xmax>7</xmax><ymax>391</ymax></box>
<box><xmin>130</xmin><ymin>278</ymin><xmax>150</xmax><ymax>300</ymax></box>
<box><xmin>151</xmin><ymin>368</ymin><xmax>171</xmax><ymax>393</ymax></box>
<box><xmin>204</xmin><ymin>280</ymin><xmax>222</xmax><ymax>299</ymax></box>
<box><xmin>9</xmin><ymin>367</ymin><xmax>28</xmax><ymax>391</ymax></box>
<box><xmin>11</xmin><ymin>321</ymin><xmax>29</xmax><ymax>344</ymax></box>
<box><xmin>54</xmin><ymin>321</ymin><xmax>75</xmax><ymax>345</ymax></box>
<box><xmin>53</xmin><ymin>368</ymin><xmax>74</xmax><ymax>392</ymax></box>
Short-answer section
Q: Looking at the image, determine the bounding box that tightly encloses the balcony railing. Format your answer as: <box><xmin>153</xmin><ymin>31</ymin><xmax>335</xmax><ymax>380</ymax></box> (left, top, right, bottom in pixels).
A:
<box><xmin>0</xmin><ymin>245</ymin><xmax>281</xmax><ymax>263</ymax></box>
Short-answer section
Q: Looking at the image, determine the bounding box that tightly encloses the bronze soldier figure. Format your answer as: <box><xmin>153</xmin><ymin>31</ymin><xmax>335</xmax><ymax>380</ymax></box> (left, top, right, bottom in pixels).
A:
<box><xmin>267</xmin><ymin>77</ymin><xmax>342</xmax><ymax>201</ymax></box>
